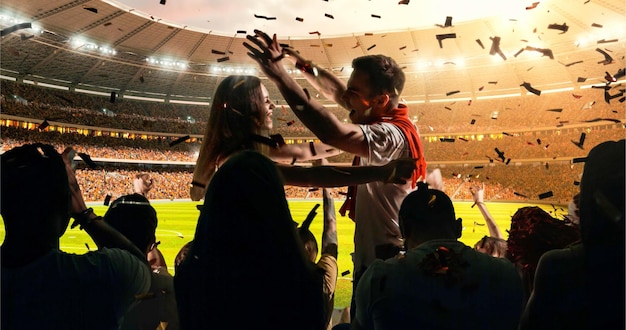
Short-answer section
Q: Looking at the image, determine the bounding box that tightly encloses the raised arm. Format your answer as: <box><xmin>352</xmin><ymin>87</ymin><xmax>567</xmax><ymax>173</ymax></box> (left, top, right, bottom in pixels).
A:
<box><xmin>281</xmin><ymin>46</ymin><xmax>348</xmax><ymax>109</ymax></box>
<box><xmin>276</xmin><ymin>158</ymin><xmax>416</xmax><ymax>188</ymax></box>
<box><xmin>321</xmin><ymin>187</ymin><xmax>338</xmax><ymax>259</ymax></box>
<box><xmin>63</xmin><ymin>148</ymin><xmax>148</xmax><ymax>264</ymax></box>
<box><xmin>470</xmin><ymin>183</ymin><xmax>503</xmax><ymax>239</ymax></box>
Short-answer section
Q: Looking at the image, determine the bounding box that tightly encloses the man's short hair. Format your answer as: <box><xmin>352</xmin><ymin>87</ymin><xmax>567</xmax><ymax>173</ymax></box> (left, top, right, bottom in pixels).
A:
<box><xmin>103</xmin><ymin>193</ymin><xmax>158</xmax><ymax>252</ymax></box>
<box><xmin>352</xmin><ymin>55</ymin><xmax>405</xmax><ymax>100</ymax></box>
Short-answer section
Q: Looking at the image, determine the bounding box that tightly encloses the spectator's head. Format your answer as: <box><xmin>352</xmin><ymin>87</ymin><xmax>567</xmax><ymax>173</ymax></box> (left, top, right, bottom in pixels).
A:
<box><xmin>399</xmin><ymin>183</ymin><xmax>461</xmax><ymax>249</ymax></box>
<box><xmin>1</xmin><ymin>143</ymin><xmax>70</xmax><ymax>242</ymax></box>
<box><xmin>474</xmin><ymin>236</ymin><xmax>508</xmax><ymax>258</ymax></box>
<box><xmin>352</xmin><ymin>55</ymin><xmax>405</xmax><ymax>101</ymax></box>
<box><xmin>203</xmin><ymin>75</ymin><xmax>275</xmax><ymax>160</ymax></box>
<box><xmin>343</xmin><ymin>55</ymin><xmax>405</xmax><ymax>124</ymax></box>
<box><xmin>297</xmin><ymin>219</ymin><xmax>319</xmax><ymax>263</ymax></box>
<box><xmin>579</xmin><ymin>139</ymin><xmax>625</xmax><ymax>247</ymax></box>
<box><xmin>103</xmin><ymin>193</ymin><xmax>158</xmax><ymax>254</ymax></box>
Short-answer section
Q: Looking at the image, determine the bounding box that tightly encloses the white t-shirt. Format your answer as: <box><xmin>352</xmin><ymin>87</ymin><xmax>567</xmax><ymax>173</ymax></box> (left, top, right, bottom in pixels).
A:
<box><xmin>2</xmin><ymin>248</ymin><xmax>151</xmax><ymax>330</ymax></box>
<box><xmin>354</xmin><ymin>121</ymin><xmax>413</xmax><ymax>270</ymax></box>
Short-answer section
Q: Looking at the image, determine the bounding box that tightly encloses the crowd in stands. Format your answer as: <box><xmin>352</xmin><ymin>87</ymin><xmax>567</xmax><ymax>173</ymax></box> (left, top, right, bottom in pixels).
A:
<box><xmin>1</xmin><ymin>130</ymin><xmax>605</xmax><ymax>204</ymax></box>
<box><xmin>3</xmin><ymin>122</ymin><xmax>623</xmax><ymax>166</ymax></box>
<box><xmin>1</xmin><ymin>127</ymin><xmax>199</xmax><ymax>162</ymax></box>
<box><xmin>3</xmin><ymin>79</ymin><xmax>623</xmax><ymax>139</ymax></box>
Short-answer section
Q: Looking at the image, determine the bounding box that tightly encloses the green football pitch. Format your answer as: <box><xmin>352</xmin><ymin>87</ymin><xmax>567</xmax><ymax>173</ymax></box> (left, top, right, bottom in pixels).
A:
<box><xmin>0</xmin><ymin>200</ymin><xmax>566</xmax><ymax>308</ymax></box>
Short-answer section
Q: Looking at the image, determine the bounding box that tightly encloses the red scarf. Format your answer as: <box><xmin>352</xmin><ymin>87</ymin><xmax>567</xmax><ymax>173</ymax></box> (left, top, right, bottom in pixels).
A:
<box><xmin>339</xmin><ymin>104</ymin><xmax>427</xmax><ymax>220</ymax></box>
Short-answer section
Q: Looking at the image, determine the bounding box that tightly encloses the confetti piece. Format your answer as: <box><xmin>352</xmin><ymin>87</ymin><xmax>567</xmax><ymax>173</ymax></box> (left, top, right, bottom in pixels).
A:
<box><xmin>169</xmin><ymin>135</ymin><xmax>190</xmax><ymax>147</ymax></box>
<box><xmin>325</xmin><ymin>13</ymin><xmax>334</xmax><ymax>19</ymax></box>
<box><xmin>341</xmin><ymin>270</ymin><xmax>351</xmax><ymax>276</ymax></box>
<box><xmin>538</xmin><ymin>191</ymin><xmax>554</xmax><ymax>199</ymax></box>
<box><xmin>489</xmin><ymin>36</ymin><xmax>507</xmax><ymax>60</ymax></box>
<box><xmin>526</xmin><ymin>2</ymin><xmax>539</xmax><ymax>10</ymax></box>
<box><xmin>38</xmin><ymin>119</ymin><xmax>50</xmax><ymax>130</ymax></box>
<box><xmin>309</xmin><ymin>141</ymin><xmax>317</xmax><ymax>156</ymax></box>
<box><xmin>78</xmin><ymin>152</ymin><xmax>98</xmax><ymax>169</ymax></box>
<box><xmin>367</xmin><ymin>44</ymin><xmax>376</xmax><ymax>51</ymax></box>
<box><xmin>571</xmin><ymin>132</ymin><xmax>586</xmax><ymax>149</ymax></box>
<box><xmin>254</xmin><ymin>14</ymin><xmax>276</xmax><ymax>20</ymax></box>
<box><xmin>595</xmin><ymin>48</ymin><xmax>613</xmax><ymax>65</ymax></box>
<box><xmin>521</xmin><ymin>82</ymin><xmax>541</xmax><ymax>96</ymax></box>
<box><xmin>436</xmin><ymin>33</ymin><xmax>456</xmax><ymax>48</ymax></box>
<box><xmin>495</xmin><ymin>147</ymin><xmax>506</xmax><ymax>161</ymax></box>
<box><xmin>597</xmin><ymin>39</ymin><xmax>618</xmax><ymax>44</ymax></box>
<box><xmin>548</xmin><ymin>22</ymin><xmax>569</xmax><ymax>33</ymax></box>
<box><xmin>104</xmin><ymin>194</ymin><xmax>112</xmax><ymax>206</ymax></box>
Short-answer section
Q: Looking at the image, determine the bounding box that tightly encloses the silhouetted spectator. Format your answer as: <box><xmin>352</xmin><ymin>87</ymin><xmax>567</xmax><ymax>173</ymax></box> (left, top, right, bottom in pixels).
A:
<box><xmin>1</xmin><ymin>144</ymin><xmax>150</xmax><ymax>329</ymax></box>
<box><xmin>175</xmin><ymin>150</ymin><xmax>327</xmax><ymax>329</ymax></box>
<box><xmin>353</xmin><ymin>183</ymin><xmax>523</xmax><ymax>329</ymax></box>
<box><xmin>520</xmin><ymin>139</ymin><xmax>625</xmax><ymax>329</ymax></box>
<box><xmin>103</xmin><ymin>193</ymin><xmax>179</xmax><ymax>330</ymax></box>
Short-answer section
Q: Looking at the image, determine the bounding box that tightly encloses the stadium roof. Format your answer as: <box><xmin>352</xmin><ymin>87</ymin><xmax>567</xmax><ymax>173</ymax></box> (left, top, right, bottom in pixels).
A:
<box><xmin>1</xmin><ymin>0</ymin><xmax>624</xmax><ymax>103</ymax></box>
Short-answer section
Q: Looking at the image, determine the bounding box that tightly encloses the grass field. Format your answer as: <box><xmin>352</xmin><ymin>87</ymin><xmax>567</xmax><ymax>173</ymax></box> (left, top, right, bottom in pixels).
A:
<box><xmin>0</xmin><ymin>200</ymin><xmax>566</xmax><ymax>308</ymax></box>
